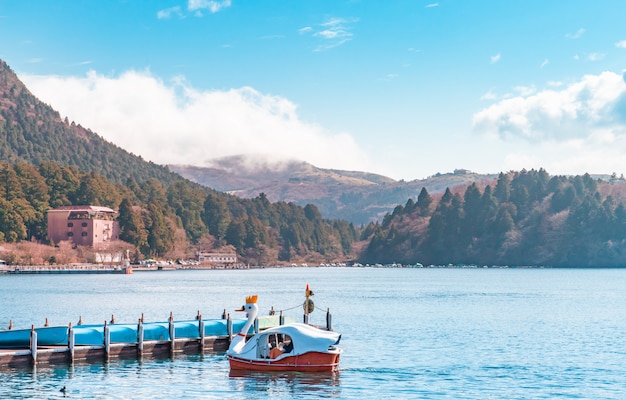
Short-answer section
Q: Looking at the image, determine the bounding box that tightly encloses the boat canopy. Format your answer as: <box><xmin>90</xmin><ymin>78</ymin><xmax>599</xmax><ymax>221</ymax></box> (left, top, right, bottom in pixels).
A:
<box><xmin>237</xmin><ymin>323</ymin><xmax>341</xmax><ymax>358</ymax></box>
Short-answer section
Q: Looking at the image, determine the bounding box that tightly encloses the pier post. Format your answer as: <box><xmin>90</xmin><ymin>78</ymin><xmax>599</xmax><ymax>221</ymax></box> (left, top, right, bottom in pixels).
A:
<box><xmin>169</xmin><ymin>312</ymin><xmax>175</xmax><ymax>356</ymax></box>
<box><xmin>227</xmin><ymin>313</ymin><xmax>232</xmax><ymax>339</ymax></box>
<box><xmin>30</xmin><ymin>325</ymin><xmax>37</xmax><ymax>364</ymax></box>
<box><xmin>198</xmin><ymin>314</ymin><xmax>205</xmax><ymax>350</ymax></box>
<box><xmin>104</xmin><ymin>321</ymin><xmax>110</xmax><ymax>360</ymax></box>
<box><xmin>279</xmin><ymin>310</ymin><xmax>284</xmax><ymax>325</ymax></box>
<box><xmin>326</xmin><ymin>308</ymin><xmax>332</xmax><ymax>331</ymax></box>
<box><xmin>68</xmin><ymin>322</ymin><xmax>75</xmax><ymax>364</ymax></box>
<box><xmin>44</xmin><ymin>318</ymin><xmax>49</xmax><ymax>327</ymax></box>
<box><xmin>8</xmin><ymin>320</ymin><xmax>13</xmax><ymax>330</ymax></box>
<box><xmin>303</xmin><ymin>313</ymin><xmax>309</xmax><ymax>324</ymax></box>
<box><xmin>137</xmin><ymin>318</ymin><xmax>144</xmax><ymax>357</ymax></box>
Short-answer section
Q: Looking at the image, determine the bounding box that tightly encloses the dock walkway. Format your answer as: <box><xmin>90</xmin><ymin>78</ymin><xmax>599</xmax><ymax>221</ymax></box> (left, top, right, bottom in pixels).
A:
<box><xmin>0</xmin><ymin>311</ymin><xmax>323</xmax><ymax>369</ymax></box>
<box><xmin>0</xmin><ymin>314</ymin><xmax>288</xmax><ymax>369</ymax></box>
<box><xmin>0</xmin><ymin>264</ymin><xmax>132</xmax><ymax>274</ymax></box>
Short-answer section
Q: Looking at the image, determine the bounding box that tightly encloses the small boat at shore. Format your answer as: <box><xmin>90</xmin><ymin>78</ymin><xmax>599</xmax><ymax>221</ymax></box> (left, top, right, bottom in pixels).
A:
<box><xmin>226</xmin><ymin>290</ymin><xmax>342</xmax><ymax>372</ymax></box>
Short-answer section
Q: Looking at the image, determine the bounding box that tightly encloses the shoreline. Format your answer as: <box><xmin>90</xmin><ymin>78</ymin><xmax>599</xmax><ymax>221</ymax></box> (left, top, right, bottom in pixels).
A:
<box><xmin>1</xmin><ymin>263</ymin><xmax>624</xmax><ymax>274</ymax></box>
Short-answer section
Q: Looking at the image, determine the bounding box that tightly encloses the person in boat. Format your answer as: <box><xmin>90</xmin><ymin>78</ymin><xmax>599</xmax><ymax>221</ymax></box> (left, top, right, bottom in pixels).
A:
<box><xmin>261</xmin><ymin>334</ymin><xmax>276</xmax><ymax>358</ymax></box>
<box><xmin>269</xmin><ymin>335</ymin><xmax>293</xmax><ymax>358</ymax></box>
<box><xmin>282</xmin><ymin>336</ymin><xmax>293</xmax><ymax>353</ymax></box>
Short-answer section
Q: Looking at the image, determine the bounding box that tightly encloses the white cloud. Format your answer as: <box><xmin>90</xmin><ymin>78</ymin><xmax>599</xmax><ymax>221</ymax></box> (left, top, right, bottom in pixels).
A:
<box><xmin>587</xmin><ymin>52</ymin><xmax>605</xmax><ymax>61</ymax></box>
<box><xmin>299</xmin><ymin>17</ymin><xmax>358</xmax><ymax>51</ymax></box>
<box><xmin>425</xmin><ymin>3</ymin><xmax>439</xmax><ymax>8</ymax></box>
<box><xmin>616</xmin><ymin>40</ymin><xmax>626</xmax><ymax>48</ymax></box>
<box><xmin>473</xmin><ymin>71</ymin><xmax>626</xmax><ymax>141</ymax></box>
<box><xmin>298</xmin><ymin>26</ymin><xmax>312</xmax><ymax>35</ymax></box>
<box><xmin>472</xmin><ymin>71</ymin><xmax>626</xmax><ymax>174</ymax></box>
<box><xmin>158</xmin><ymin>1</ymin><xmax>228</xmax><ymax>19</ymax></box>
<box><xmin>20</xmin><ymin>70</ymin><xmax>370</xmax><ymax>172</ymax></box>
<box><xmin>380</xmin><ymin>73</ymin><xmax>399</xmax><ymax>82</ymax></box>
<box><xmin>540</xmin><ymin>58</ymin><xmax>549</xmax><ymax>68</ymax></box>
<box><xmin>157</xmin><ymin>6</ymin><xmax>183</xmax><ymax>19</ymax></box>
<box><xmin>499</xmin><ymin>135</ymin><xmax>626</xmax><ymax>176</ymax></box>
<box><xmin>565</xmin><ymin>28</ymin><xmax>585</xmax><ymax>39</ymax></box>
<box><xmin>490</xmin><ymin>53</ymin><xmax>501</xmax><ymax>64</ymax></box>
<box><xmin>480</xmin><ymin>90</ymin><xmax>497</xmax><ymax>101</ymax></box>
<box><xmin>188</xmin><ymin>0</ymin><xmax>231</xmax><ymax>14</ymax></box>
<box><xmin>514</xmin><ymin>85</ymin><xmax>536</xmax><ymax>97</ymax></box>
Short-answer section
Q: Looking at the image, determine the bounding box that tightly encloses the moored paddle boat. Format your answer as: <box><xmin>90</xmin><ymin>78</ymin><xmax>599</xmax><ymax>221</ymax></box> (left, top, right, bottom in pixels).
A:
<box><xmin>226</xmin><ymin>293</ymin><xmax>342</xmax><ymax>372</ymax></box>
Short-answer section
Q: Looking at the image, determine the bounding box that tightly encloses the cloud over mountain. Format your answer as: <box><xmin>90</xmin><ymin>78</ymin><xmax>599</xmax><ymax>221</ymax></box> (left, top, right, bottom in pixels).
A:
<box><xmin>21</xmin><ymin>70</ymin><xmax>369</xmax><ymax>171</ymax></box>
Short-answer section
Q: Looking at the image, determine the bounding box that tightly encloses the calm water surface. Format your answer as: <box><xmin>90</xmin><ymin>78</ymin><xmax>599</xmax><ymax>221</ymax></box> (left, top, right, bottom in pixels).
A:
<box><xmin>1</xmin><ymin>267</ymin><xmax>625</xmax><ymax>399</ymax></box>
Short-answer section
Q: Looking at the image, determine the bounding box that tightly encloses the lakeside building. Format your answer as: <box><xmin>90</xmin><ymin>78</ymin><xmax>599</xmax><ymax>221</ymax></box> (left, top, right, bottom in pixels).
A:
<box><xmin>196</xmin><ymin>251</ymin><xmax>237</xmax><ymax>267</ymax></box>
<box><xmin>47</xmin><ymin>206</ymin><xmax>119</xmax><ymax>246</ymax></box>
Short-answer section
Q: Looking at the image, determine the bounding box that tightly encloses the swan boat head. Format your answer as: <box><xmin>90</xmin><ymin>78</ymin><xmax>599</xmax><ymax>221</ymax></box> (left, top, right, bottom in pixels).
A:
<box><xmin>227</xmin><ymin>295</ymin><xmax>258</xmax><ymax>354</ymax></box>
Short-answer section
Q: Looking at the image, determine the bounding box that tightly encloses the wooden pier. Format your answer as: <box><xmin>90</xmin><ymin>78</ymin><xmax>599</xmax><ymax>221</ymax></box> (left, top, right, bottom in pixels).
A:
<box><xmin>0</xmin><ymin>309</ymin><xmax>333</xmax><ymax>369</ymax></box>
<box><xmin>0</xmin><ymin>314</ymin><xmax>233</xmax><ymax>369</ymax></box>
<box><xmin>0</xmin><ymin>264</ymin><xmax>133</xmax><ymax>274</ymax></box>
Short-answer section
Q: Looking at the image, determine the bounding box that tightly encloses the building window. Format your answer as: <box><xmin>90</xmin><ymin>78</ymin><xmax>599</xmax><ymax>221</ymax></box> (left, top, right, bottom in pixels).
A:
<box><xmin>82</xmin><ymin>222</ymin><xmax>88</xmax><ymax>227</ymax></box>
<box><xmin>81</xmin><ymin>232</ymin><xmax>88</xmax><ymax>237</ymax></box>
<box><xmin>67</xmin><ymin>232</ymin><xmax>74</xmax><ymax>237</ymax></box>
<box><xmin>68</xmin><ymin>222</ymin><xmax>73</xmax><ymax>227</ymax></box>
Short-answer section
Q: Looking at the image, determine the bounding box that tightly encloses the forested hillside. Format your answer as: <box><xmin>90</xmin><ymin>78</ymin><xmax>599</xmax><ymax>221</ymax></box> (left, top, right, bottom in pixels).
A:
<box><xmin>362</xmin><ymin>169</ymin><xmax>626</xmax><ymax>267</ymax></box>
<box><xmin>0</xmin><ymin>60</ymin><xmax>180</xmax><ymax>186</ymax></box>
<box><xmin>0</xmin><ymin>162</ymin><xmax>358</xmax><ymax>265</ymax></box>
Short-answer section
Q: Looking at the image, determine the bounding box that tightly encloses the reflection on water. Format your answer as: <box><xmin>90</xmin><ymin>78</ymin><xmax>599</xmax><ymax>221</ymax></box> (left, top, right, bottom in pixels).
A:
<box><xmin>228</xmin><ymin>369</ymin><xmax>341</xmax><ymax>397</ymax></box>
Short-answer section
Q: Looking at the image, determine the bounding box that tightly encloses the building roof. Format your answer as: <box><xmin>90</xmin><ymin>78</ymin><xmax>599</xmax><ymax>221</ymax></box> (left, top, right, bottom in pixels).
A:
<box><xmin>48</xmin><ymin>205</ymin><xmax>116</xmax><ymax>213</ymax></box>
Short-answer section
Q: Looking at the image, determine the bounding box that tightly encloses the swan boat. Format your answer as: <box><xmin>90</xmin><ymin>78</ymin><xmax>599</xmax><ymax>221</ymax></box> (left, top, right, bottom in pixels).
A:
<box><xmin>226</xmin><ymin>293</ymin><xmax>342</xmax><ymax>372</ymax></box>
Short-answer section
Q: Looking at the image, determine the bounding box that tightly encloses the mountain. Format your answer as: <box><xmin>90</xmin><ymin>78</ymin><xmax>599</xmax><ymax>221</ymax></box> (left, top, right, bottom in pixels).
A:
<box><xmin>170</xmin><ymin>158</ymin><xmax>497</xmax><ymax>224</ymax></box>
<box><xmin>0</xmin><ymin>59</ymin><xmax>182</xmax><ymax>186</ymax></box>
<box><xmin>0</xmin><ymin>59</ymin><xmax>360</xmax><ymax>265</ymax></box>
<box><xmin>170</xmin><ymin>155</ymin><xmax>395</xmax><ymax>191</ymax></box>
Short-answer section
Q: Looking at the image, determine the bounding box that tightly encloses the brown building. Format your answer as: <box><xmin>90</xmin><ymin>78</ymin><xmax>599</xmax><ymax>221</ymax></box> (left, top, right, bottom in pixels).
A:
<box><xmin>47</xmin><ymin>205</ymin><xmax>119</xmax><ymax>246</ymax></box>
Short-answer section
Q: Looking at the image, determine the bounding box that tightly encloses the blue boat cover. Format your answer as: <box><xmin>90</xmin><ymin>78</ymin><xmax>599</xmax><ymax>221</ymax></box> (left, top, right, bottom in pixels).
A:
<box><xmin>0</xmin><ymin>318</ymin><xmax>253</xmax><ymax>348</ymax></box>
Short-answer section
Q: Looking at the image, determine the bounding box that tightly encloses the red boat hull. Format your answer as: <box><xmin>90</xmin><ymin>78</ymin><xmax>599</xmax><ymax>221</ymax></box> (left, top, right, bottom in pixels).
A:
<box><xmin>228</xmin><ymin>351</ymin><xmax>340</xmax><ymax>372</ymax></box>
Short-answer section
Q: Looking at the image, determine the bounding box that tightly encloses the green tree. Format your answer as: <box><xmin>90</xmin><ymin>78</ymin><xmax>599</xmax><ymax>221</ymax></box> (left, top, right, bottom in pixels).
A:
<box><xmin>167</xmin><ymin>181</ymin><xmax>207</xmax><ymax>242</ymax></box>
<box><xmin>203</xmin><ymin>193</ymin><xmax>231</xmax><ymax>243</ymax></box>
<box><xmin>416</xmin><ymin>187</ymin><xmax>433</xmax><ymax>216</ymax></box>
<box><xmin>0</xmin><ymin>198</ymin><xmax>27</xmax><ymax>243</ymax></box>
<box><xmin>147</xmin><ymin>203</ymin><xmax>175</xmax><ymax>257</ymax></box>
<box><xmin>118</xmin><ymin>198</ymin><xmax>149</xmax><ymax>254</ymax></box>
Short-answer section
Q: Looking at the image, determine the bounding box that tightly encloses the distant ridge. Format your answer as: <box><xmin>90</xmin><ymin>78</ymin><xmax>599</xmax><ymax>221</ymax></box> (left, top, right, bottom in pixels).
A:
<box><xmin>170</xmin><ymin>156</ymin><xmax>497</xmax><ymax>224</ymax></box>
<box><xmin>170</xmin><ymin>155</ymin><xmax>395</xmax><ymax>191</ymax></box>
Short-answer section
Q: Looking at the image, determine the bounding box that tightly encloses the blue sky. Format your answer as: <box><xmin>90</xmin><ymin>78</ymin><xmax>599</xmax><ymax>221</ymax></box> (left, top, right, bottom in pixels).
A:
<box><xmin>1</xmin><ymin>1</ymin><xmax>626</xmax><ymax>180</ymax></box>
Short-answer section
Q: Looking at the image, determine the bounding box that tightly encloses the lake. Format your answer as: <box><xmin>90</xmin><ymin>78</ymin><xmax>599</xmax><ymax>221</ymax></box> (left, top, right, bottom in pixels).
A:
<box><xmin>1</xmin><ymin>267</ymin><xmax>625</xmax><ymax>399</ymax></box>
